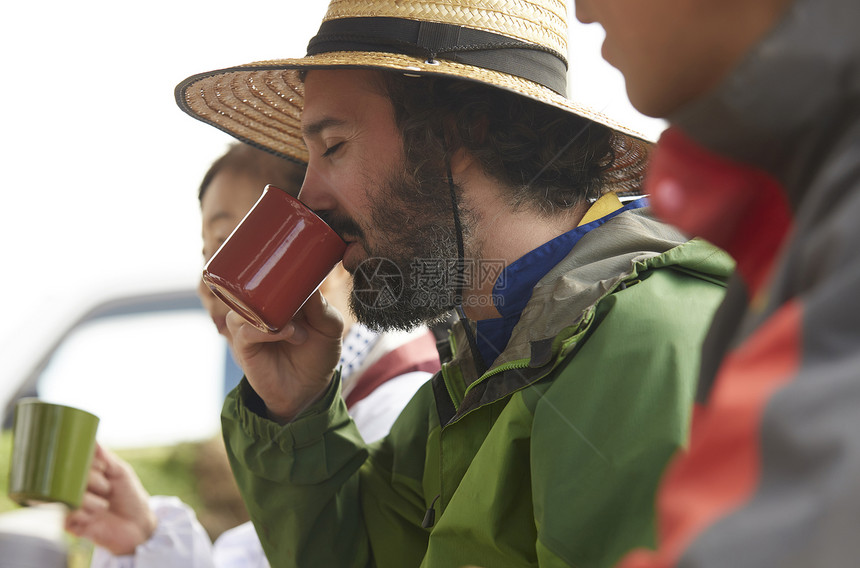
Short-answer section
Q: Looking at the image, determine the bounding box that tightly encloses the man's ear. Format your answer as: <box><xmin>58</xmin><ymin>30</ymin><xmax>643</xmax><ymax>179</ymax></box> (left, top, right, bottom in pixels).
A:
<box><xmin>444</xmin><ymin>115</ymin><xmax>486</xmax><ymax>175</ymax></box>
<box><xmin>449</xmin><ymin>147</ymin><xmax>476</xmax><ymax>176</ymax></box>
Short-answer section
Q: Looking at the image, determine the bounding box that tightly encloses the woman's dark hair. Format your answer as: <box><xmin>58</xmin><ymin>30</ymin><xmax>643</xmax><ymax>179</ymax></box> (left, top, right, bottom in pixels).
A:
<box><xmin>375</xmin><ymin>72</ymin><xmax>648</xmax><ymax>215</ymax></box>
<box><xmin>198</xmin><ymin>142</ymin><xmax>307</xmax><ymax>203</ymax></box>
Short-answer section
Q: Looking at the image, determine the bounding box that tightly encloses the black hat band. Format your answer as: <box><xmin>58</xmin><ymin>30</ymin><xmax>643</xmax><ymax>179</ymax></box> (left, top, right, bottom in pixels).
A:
<box><xmin>307</xmin><ymin>17</ymin><xmax>568</xmax><ymax>96</ymax></box>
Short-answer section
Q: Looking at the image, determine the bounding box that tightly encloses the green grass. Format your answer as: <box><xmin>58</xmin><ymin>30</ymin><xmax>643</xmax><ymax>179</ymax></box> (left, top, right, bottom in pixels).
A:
<box><xmin>1</xmin><ymin>432</ymin><xmax>209</xmax><ymax>567</ymax></box>
<box><xmin>0</xmin><ymin>431</ymin><xmax>203</xmax><ymax>517</ymax></box>
<box><xmin>113</xmin><ymin>443</ymin><xmax>206</xmax><ymax>513</ymax></box>
<box><xmin>0</xmin><ymin>431</ymin><xmax>14</xmax><ymax>514</ymax></box>
<box><xmin>0</xmin><ymin>430</ymin><xmax>248</xmax><ymax>549</ymax></box>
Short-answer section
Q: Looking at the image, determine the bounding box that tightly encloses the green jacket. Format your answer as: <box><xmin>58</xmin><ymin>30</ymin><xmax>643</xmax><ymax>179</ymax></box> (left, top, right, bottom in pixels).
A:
<box><xmin>222</xmin><ymin>209</ymin><xmax>733</xmax><ymax>567</ymax></box>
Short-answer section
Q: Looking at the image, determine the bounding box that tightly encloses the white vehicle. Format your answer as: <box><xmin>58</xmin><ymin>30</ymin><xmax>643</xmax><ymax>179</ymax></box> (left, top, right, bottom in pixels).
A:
<box><xmin>1</xmin><ymin>289</ymin><xmax>240</xmax><ymax>449</ymax></box>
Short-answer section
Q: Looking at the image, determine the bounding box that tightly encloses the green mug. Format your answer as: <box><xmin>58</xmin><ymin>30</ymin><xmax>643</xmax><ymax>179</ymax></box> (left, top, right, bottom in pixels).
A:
<box><xmin>7</xmin><ymin>399</ymin><xmax>99</xmax><ymax>508</ymax></box>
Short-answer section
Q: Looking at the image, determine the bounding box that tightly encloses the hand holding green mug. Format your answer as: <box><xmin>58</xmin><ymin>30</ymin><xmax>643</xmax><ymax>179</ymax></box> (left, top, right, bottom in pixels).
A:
<box><xmin>8</xmin><ymin>399</ymin><xmax>99</xmax><ymax>508</ymax></box>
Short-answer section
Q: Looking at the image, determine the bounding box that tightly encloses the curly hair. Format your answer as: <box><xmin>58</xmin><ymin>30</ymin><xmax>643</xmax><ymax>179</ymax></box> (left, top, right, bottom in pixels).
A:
<box><xmin>374</xmin><ymin>72</ymin><xmax>647</xmax><ymax>215</ymax></box>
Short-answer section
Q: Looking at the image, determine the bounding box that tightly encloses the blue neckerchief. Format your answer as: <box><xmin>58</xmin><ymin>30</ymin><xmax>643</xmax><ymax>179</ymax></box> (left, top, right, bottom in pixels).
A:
<box><xmin>475</xmin><ymin>197</ymin><xmax>648</xmax><ymax>367</ymax></box>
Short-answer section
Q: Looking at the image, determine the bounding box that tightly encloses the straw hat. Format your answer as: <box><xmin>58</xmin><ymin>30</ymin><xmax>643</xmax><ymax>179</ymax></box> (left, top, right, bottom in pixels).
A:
<box><xmin>175</xmin><ymin>0</ymin><xmax>649</xmax><ymax>165</ymax></box>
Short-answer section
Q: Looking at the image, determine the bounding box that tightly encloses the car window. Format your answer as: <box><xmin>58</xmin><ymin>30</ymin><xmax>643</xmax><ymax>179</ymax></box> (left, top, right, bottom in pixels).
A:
<box><xmin>36</xmin><ymin>310</ymin><xmax>227</xmax><ymax>448</ymax></box>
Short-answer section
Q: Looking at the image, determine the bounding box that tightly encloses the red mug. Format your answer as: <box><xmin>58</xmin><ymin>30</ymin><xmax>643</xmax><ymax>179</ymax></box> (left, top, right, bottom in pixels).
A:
<box><xmin>202</xmin><ymin>185</ymin><xmax>346</xmax><ymax>333</ymax></box>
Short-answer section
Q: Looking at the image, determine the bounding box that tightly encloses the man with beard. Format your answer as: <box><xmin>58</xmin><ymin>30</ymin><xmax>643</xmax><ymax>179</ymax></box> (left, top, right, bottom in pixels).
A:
<box><xmin>174</xmin><ymin>1</ymin><xmax>733</xmax><ymax>566</ymax></box>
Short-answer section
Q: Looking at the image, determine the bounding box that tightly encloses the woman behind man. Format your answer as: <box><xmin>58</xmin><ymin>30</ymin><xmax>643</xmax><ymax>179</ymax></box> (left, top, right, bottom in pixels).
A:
<box><xmin>65</xmin><ymin>143</ymin><xmax>441</xmax><ymax>567</ymax></box>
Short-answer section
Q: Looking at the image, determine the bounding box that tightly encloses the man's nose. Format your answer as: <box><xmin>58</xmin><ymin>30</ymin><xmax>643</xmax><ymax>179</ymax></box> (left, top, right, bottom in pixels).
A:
<box><xmin>297</xmin><ymin>165</ymin><xmax>337</xmax><ymax>213</ymax></box>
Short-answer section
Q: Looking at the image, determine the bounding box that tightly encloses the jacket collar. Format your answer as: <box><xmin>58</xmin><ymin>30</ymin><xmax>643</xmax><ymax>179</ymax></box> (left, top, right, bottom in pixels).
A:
<box><xmin>475</xmin><ymin>194</ymin><xmax>646</xmax><ymax>367</ymax></box>
<box><xmin>669</xmin><ymin>0</ymin><xmax>859</xmax><ymax>208</ymax></box>
<box><xmin>439</xmin><ymin>207</ymin><xmax>702</xmax><ymax>416</ymax></box>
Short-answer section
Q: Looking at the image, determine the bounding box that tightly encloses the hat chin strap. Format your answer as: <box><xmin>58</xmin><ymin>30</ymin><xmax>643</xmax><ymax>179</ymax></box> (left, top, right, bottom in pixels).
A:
<box><xmin>446</xmin><ymin>159</ymin><xmax>488</xmax><ymax>377</ymax></box>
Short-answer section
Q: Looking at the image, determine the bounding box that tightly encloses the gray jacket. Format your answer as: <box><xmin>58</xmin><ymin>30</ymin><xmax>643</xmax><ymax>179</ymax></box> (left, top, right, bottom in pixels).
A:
<box><xmin>625</xmin><ymin>0</ymin><xmax>860</xmax><ymax>566</ymax></box>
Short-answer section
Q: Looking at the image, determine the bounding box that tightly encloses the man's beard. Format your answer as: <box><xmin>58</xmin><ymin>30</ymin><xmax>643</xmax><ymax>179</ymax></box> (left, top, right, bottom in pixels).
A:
<box><xmin>322</xmin><ymin>165</ymin><xmax>466</xmax><ymax>332</ymax></box>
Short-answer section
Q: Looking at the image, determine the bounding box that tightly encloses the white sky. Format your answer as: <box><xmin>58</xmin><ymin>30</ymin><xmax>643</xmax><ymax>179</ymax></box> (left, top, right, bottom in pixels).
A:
<box><xmin>0</xmin><ymin>1</ymin><xmax>664</xmax><ymax>398</ymax></box>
